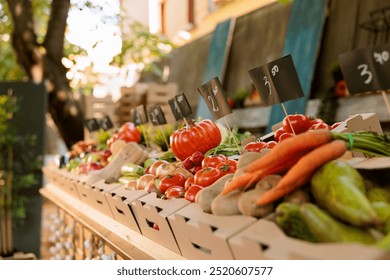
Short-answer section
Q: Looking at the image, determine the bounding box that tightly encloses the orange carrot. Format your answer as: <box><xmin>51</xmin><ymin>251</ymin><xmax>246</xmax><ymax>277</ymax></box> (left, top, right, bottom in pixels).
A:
<box><xmin>221</xmin><ymin>150</ymin><xmax>307</xmax><ymax>195</ymax></box>
<box><xmin>256</xmin><ymin>140</ymin><xmax>348</xmax><ymax>205</ymax></box>
<box><xmin>245</xmin><ymin>129</ymin><xmax>333</xmax><ymax>173</ymax></box>
<box><xmin>220</xmin><ymin>172</ymin><xmax>259</xmax><ymax>195</ymax></box>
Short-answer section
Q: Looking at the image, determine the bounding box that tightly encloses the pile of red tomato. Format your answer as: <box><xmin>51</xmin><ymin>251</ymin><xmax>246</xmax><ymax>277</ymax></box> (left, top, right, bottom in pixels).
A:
<box><xmin>140</xmin><ymin>152</ymin><xmax>237</xmax><ymax>203</ymax></box>
<box><xmin>184</xmin><ymin>154</ymin><xmax>237</xmax><ymax>201</ymax></box>
<box><xmin>244</xmin><ymin>114</ymin><xmax>342</xmax><ymax>153</ymax></box>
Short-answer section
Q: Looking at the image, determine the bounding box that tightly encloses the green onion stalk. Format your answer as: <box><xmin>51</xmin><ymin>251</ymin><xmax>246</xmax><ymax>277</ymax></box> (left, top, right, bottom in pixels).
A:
<box><xmin>331</xmin><ymin>131</ymin><xmax>390</xmax><ymax>157</ymax></box>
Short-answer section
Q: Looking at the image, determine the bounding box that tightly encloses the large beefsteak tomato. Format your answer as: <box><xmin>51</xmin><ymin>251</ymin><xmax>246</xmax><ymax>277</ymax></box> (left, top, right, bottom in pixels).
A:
<box><xmin>170</xmin><ymin>119</ymin><xmax>221</xmax><ymax>161</ymax></box>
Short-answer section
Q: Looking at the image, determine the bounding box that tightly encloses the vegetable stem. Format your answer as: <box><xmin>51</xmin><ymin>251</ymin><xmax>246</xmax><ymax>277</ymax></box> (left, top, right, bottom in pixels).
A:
<box><xmin>331</xmin><ymin>131</ymin><xmax>390</xmax><ymax>157</ymax></box>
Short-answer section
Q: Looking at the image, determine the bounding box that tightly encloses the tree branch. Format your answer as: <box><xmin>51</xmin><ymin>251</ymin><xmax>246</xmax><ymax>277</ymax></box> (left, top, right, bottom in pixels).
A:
<box><xmin>44</xmin><ymin>0</ymin><xmax>70</xmax><ymax>65</ymax></box>
<box><xmin>6</xmin><ymin>0</ymin><xmax>41</xmax><ymax>81</ymax></box>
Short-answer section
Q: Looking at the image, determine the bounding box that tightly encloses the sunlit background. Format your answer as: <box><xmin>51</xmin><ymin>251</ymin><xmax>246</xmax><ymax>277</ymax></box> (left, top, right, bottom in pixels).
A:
<box><xmin>62</xmin><ymin>0</ymin><xmax>272</xmax><ymax>101</ymax></box>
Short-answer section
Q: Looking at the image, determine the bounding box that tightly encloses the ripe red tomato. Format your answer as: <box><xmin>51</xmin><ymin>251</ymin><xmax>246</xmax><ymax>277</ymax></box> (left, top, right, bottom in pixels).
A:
<box><xmin>182</xmin><ymin>157</ymin><xmax>194</xmax><ymax>170</ymax></box>
<box><xmin>159</xmin><ymin>173</ymin><xmax>186</xmax><ymax>194</ymax></box>
<box><xmin>201</xmin><ymin>154</ymin><xmax>228</xmax><ymax>169</ymax></box>
<box><xmin>335</xmin><ymin>80</ymin><xmax>348</xmax><ymax>97</ymax></box>
<box><xmin>184</xmin><ymin>176</ymin><xmax>195</xmax><ymax>191</ymax></box>
<box><xmin>194</xmin><ymin>167</ymin><xmax>222</xmax><ymax>187</ymax></box>
<box><xmin>279</xmin><ymin>132</ymin><xmax>294</xmax><ymax>142</ymax></box>
<box><xmin>310</xmin><ymin>118</ymin><xmax>325</xmax><ymax>126</ymax></box>
<box><xmin>309</xmin><ymin>122</ymin><xmax>330</xmax><ymax>130</ymax></box>
<box><xmin>216</xmin><ymin>159</ymin><xmax>237</xmax><ymax>175</ymax></box>
<box><xmin>192</xmin><ymin>165</ymin><xmax>202</xmax><ymax>175</ymax></box>
<box><xmin>107</xmin><ymin>122</ymin><xmax>141</xmax><ymax>147</ymax></box>
<box><xmin>164</xmin><ymin>186</ymin><xmax>185</xmax><ymax>199</ymax></box>
<box><xmin>170</xmin><ymin>119</ymin><xmax>222</xmax><ymax>161</ymax></box>
<box><xmin>282</xmin><ymin>114</ymin><xmax>312</xmax><ymax>134</ymax></box>
<box><xmin>273</xmin><ymin>127</ymin><xmax>286</xmax><ymax>142</ymax></box>
<box><xmin>265</xmin><ymin>141</ymin><xmax>277</xmax><ymax>149</ymax></box>
<box><xmin>184</xmin><ymin>185</ymin><xmax>204</xmax><ymax>203</ymax></box>
<box><xmin>189</xmin><ymin>151</ymin><xmax>204</xmax><ymax>166</ymax></box>
<box><xmin>244</xmin><ymin>141</ymin><xmax>267</xmax><ymax>152</ymax></box>
<box><xmin>227</xmin><ymin>97</ymin><xmax>236</xmax><ymax>109</ymax></box>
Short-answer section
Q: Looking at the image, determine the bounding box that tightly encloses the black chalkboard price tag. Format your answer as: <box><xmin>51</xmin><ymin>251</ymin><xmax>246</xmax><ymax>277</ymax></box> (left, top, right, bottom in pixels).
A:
<box><xmin>84</xmin><ymin>118</ymin><xmax>100</xmax><ymax>132</ymax></box>
<box><xmin>168</xmin><ymin>98</ymin><xmax>183</xmax><ymax>121</ymax></box>
<box><xmin>168</xmin><ymin>92</ymin><xmax>192</xmax><ymax>121</ymax></box>
<box><xmin>197</xmin><ymin>76</ymin><xmax>232</xmax><ymax>120</ymax></box>
<box><xmin>99</xmin><ymin>115</ymin><xmax>114</xmax><ymax>131</ymax></box>
<box><xmin>248</xmin><ymin>54</ymin><xmax>304</xmax><ymax>106</ymax></box>
<box><xmin>339</xmin><ymin>44</ymin><xmax>390</xmax><ymax>94</ymax></box>
<box><xmin>132</xmin><ymin>105</ymin><xmax>148</xmax><ymax>126</ymax></box>
<box><xmin>175</xmin><ymin>92</ymin><xmax>192</xmax><ymax>117</ymax></box>
<box><xmin>148</xmin><ymin>105</ymin><xmax>167</xmax><ymax>126</ymax></box>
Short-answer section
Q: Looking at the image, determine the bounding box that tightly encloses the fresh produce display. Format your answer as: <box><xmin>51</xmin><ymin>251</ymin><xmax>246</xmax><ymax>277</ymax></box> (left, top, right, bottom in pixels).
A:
<box><xmin>65</xmin><ymin>140</ymin><xmax>112</xmax><ymax>175</ymax></box>
<box><xmin>46</xmin><ymin>112</ymin><xmax>390</xmax><ymax>259</ymax></box>
<box><xmin>107</xmin><ymin>122</ymin><xmax>141</xmax><ymax>148</ymax></box>
<box><xmin>118</xmin><ymin>163</ymin><xmax>145</xmax><ymax>185</ymax></box>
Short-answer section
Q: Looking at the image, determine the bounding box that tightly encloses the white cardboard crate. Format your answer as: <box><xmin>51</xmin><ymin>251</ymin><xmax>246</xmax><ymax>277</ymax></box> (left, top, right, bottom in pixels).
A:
<box><xmin>42</xmin><ymin>165</ymin><xmax>59</xmax><ymax>185</ymax></box>
<box><xmin>105</xmin><ymin>186</ymin><xmax>149</xmax><ymax>234</ymax></box>
<box><xmin>74</xmin><ymin>177</ymin><xmax>94</xmax><ymax>205</ymax></box>
<box><xmin>88</xmin><ymin>179</ymin><xmax>121</xmax><ymax>219</ymax></box>
<box><xmin>59</xmin><ymin>170</ymin><xmax>81</xmax><ymax>199</ymax></box>
<box><xmin>130</xmin><ymin>193</ymin><xmax>190</xmax><ymax>255</ymax></box>
<box><xmin>43</xmin><ymin>166</ymin><xmax>81</xmax><ymax>199</ymax></box>
<box><xmin>168</xmin><ymin>203</ymin><xmax>256</xmax><ymax>259</ymax></box>
<box><xmin>229</xmin><ymin>219</ymin><xmax>390</xmax><ymax>260</ymax></box>
<box><xmin>332</xmin><ymin>112</ymin><xmax>383</xmax><ymax>133</ymax></box>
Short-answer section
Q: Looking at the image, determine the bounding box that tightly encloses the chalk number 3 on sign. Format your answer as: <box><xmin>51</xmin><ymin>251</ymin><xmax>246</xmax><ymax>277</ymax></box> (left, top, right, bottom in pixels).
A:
<box><xmin>357</xmin><ymin>64</ymin><xmax>372</xmax><ymax>85</ymax></box>
<box><xmin>263</xmin><ymin>64</ymin><xmax>279</xmax><ymax>96</ymax></box>
<box><xmin>208</xmin><ymin>86</ymin><xmax>219</xmax><ymax>112</ymax></box>
<box><xmin>357</xmin><ymin>50</ymin><xmax>389</xmax><ymax>85</ymax></box>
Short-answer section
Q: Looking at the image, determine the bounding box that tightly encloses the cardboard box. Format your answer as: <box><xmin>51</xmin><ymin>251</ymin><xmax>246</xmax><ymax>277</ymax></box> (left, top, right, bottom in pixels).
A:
<box><xmin>88</xmin><ymin>179</ymin><xmax>121</xmax><ymax>219</ymax></box>
<box><xmin>130</xmin><ymin>193</ymin><xmax>190</xmax><ymax>255</ymax></box>
<box><xmin>229</xmin><ymin>157</ymin><xmax>390</xmax><ymax>260</ymax></box>
<box><xmin>105</xmin><ymin>186</ymin><xmax>149</xmax><ymax>233</ymax></box>
<box><xmin>331</xmin><ymin>113</ymin><xmax>383</xmax><ymax>134</ymax></box>
<box><xmin>42</xmin><ymin>166</ymin><xmax>80</xmax><ymax>199</ymax></box>
<box><xmin>42</xmin><ymin>165</ymin><xmax>57</xmax><ymax>185</ymax></box>
<box><xmin>344</xmin><ymin>157</ymin><xmax>390</xmax><ymax>169</ymax></box>
<box><xmin>229</xmin><ymin>219</ymin><xmax>390</xmax><ymax>260</ymax></box>
<box><xmin>74</xmin><ymin>177</ymin><xmax>93</xmax><ymax>205</ymax></box>
<box><xmin>60</xmin><ymin>171</ymin><xmax>81</xmax><ymax>199</ymax></box>
<box><xmin>168</xmin><ymin>203</ymin><xmax>256</xmax><ymax>259</ymax></box>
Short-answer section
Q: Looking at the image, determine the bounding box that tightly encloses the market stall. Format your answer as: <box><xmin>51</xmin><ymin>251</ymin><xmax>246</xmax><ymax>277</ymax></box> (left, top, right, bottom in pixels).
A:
<box><xmin>40</xmin><ymin>108</ymin><xmax>390</xmax><ymax>260</ymax></box>
<box><xmin>36</xmin><ymin>0</ymin><xmax>390</xmax><ymax>261</ymax></box>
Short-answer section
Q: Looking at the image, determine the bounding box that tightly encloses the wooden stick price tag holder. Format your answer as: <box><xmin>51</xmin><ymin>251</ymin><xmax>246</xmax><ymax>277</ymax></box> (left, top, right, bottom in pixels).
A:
<box><xmin>148</xmin><ymin>104</ymin><xmax>170</xmax><ymax>150</ymax></box>
<box><xmin>168</xmin><ymin>92</ymin><xmax>192</xmax><ymax>127</ymax></box>
<box><xmin>339</xmin><ymin>44</ymin><xmax>390</xmax><ymax>117</ymax></box>
<box><xmin>197</xmin><ymin>76</ymin><xmax>242</xmax><ymax>154</ymax></box>
<box><xmin>248</xmin><ymin>54</ymin><xmax>305</xmax><ymax>135</ymax></box>
<box><xmin>132</xmin><ymin>104</ymin><xmax>151</xmax><ymax>148</ymax></box>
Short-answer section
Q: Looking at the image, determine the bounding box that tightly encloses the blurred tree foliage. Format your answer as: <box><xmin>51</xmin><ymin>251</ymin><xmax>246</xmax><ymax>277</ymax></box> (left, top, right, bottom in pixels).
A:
<box><xmin>0</xmin><ymin>94</ymin><xmax>41</xmax><ymax>223</ymax></box>
<box><xmin>1</xmin><ymin>0</ymin><xmax>176</xmax><ymax>149</ymax></box>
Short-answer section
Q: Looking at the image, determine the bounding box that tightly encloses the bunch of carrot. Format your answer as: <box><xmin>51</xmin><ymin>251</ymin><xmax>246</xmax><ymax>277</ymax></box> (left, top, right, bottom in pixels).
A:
<box><xmin>221</xmin><ymin>129</ymin><xmax>348</xmax><ymax>205</ymax></box>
